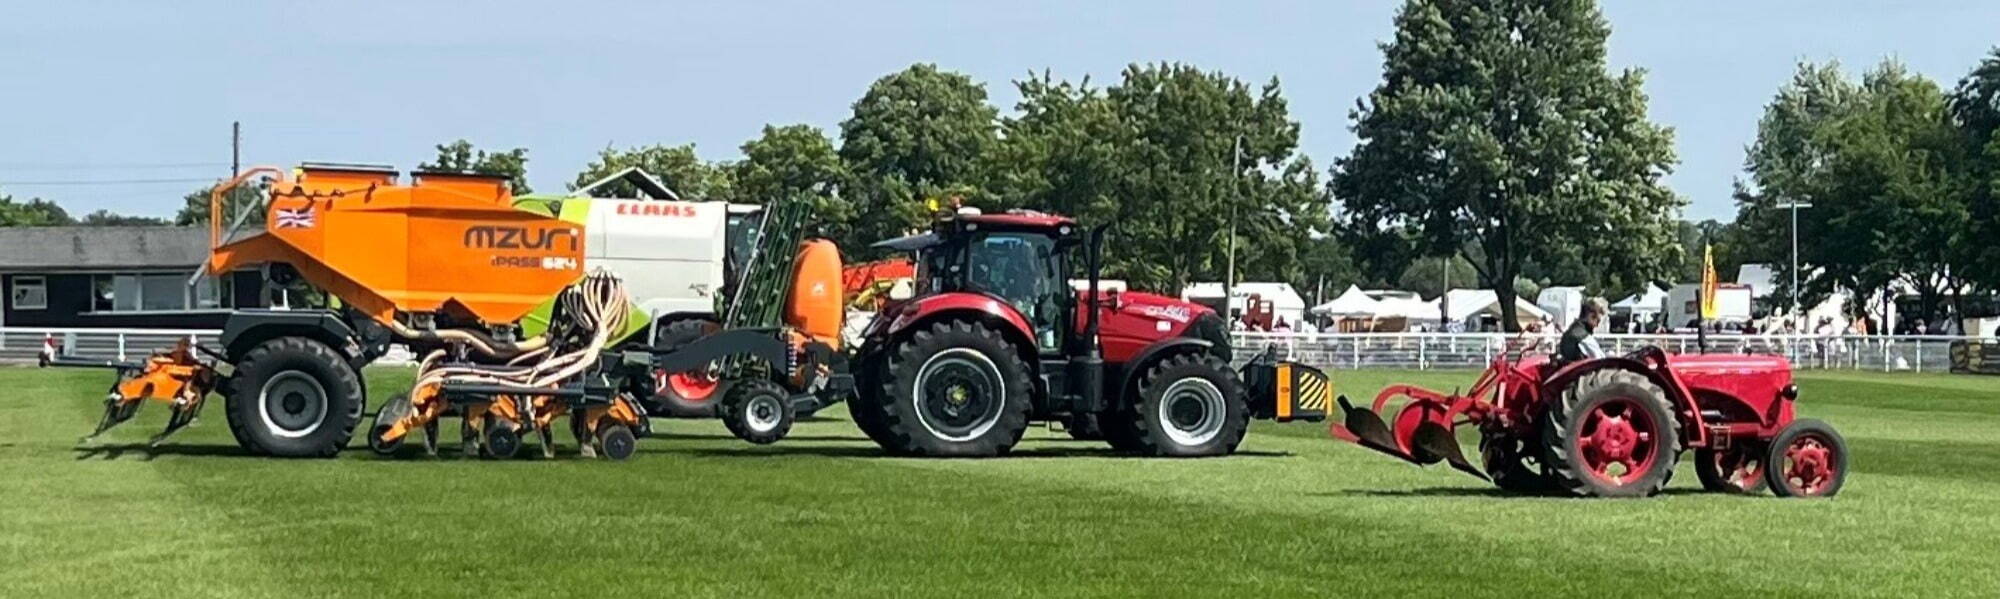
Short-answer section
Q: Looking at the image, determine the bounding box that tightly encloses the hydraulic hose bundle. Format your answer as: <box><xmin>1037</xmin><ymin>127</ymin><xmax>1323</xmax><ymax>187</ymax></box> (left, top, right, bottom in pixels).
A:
<box><xmin>371</xmin><ymin>270</ymin><xmax>647</xmax><ymax>459</ymax></box>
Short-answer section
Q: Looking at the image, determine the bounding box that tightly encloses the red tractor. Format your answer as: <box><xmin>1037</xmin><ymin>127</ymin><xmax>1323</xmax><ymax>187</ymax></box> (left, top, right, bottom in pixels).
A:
<box><xmin>1332</xmin><ymin>336</ymin><xmax>1849</xmax><ymax>497</ymax></box>
<box><xmin>845</xmin><ymin>209</ymin><xmax>1327</xmax><ymax>457</ymax></box>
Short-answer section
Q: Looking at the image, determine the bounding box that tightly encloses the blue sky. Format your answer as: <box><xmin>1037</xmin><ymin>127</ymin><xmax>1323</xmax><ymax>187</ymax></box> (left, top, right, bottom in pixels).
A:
<box><xmin>1</xmin><ymin>1</ymin><xmax>1994</xmax><ymax>220</ymax></box>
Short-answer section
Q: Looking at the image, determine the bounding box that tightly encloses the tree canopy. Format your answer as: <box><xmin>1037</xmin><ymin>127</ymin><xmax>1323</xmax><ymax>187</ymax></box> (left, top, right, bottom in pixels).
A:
<box><xmin>571</xmin><ymin>143</ymin><xmax>734</xmax><ymax>200</ymax></box>
<box><xmin>838</xmin><ymin>64</ymin><xmax>1000</xmax><ymax>254</ymax></box>
<box><xmin>1333</xmin><ymin>0</ymin><xmax>1684</xmax><ymax>330</ymax></box>
<box><xmin>0</xmin><ymin>192</ymin><xmax>72</xmax><ymax>226</ymax></box>
<box><xmin>993</xmin><ymin>64</ymin><xmax>1333</xmax><ymax>292</ymax></box>
<box><xmin>419</xmin><ymin>139</ymin><xmax>531</xmax><ymax>194</ymax></box>
<box><xmin>1735</xmin><ymin>60</ymin><xmax>1982</xmax><ymax>323</ymax></box>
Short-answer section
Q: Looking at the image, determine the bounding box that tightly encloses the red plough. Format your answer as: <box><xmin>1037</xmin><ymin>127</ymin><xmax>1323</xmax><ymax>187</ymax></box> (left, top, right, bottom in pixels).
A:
<box><xmin>1330</xmin><ymin>335</ymin><xmax>1850</xmax><ymax>498</ymax></box>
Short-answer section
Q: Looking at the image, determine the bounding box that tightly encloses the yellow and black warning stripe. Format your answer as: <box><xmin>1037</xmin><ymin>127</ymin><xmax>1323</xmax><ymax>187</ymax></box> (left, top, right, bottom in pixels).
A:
<box><xmin>1275</xmin><ymin>362</ymin><xmax>1332</xmax><ymax>422</ymax></box>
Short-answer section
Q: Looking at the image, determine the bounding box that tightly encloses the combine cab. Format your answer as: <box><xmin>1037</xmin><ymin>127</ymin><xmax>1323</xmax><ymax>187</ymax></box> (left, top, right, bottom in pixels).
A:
<box><xmin>1332</xmin><ymin>336</ymin><xmax>1849</xmax><ymax>498</ymax></box>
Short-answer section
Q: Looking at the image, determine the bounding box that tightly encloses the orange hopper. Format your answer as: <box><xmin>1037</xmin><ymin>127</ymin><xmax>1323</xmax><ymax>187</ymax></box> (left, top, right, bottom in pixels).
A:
<box><xmin>207</xmin><ymin>165</ymin><xmax>586</xmax><ymax>326</ymax></box>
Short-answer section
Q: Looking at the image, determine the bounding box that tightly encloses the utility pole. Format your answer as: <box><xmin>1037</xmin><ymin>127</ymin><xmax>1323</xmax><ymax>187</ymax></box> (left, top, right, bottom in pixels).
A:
<box><xmin>1224</xmin><ymin>135</ymin><xmax>1242</xmax><ymax>303</ymax></box>
<box><xmin>1439</xmin><ymin>255</ymin><xmax>1451</xmax><ymax>329</ymax></box>
<box><xmin>1779</xmin><ymin>200</ymin><xmax>1811</xmax><ymax>329</ymax></box>
<box><xmin>231</xmin><ymin>121</ymin><xmax>241</xmax><ymax>177</ymax></box>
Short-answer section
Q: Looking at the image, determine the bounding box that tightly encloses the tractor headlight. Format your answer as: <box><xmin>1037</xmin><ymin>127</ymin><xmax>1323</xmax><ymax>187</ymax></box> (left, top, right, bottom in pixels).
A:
<box><xmin>1780</xmin><ymin>384</ymin><xmax>1799</xmax><ymax>401</ymax></box>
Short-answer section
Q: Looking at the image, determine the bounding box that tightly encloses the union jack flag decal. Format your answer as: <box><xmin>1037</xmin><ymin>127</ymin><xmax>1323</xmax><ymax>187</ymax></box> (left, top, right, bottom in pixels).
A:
<box><xmin>276</xmin><ymin>208</ymin><xmax>315</xmax><ymax>229</ymax></box>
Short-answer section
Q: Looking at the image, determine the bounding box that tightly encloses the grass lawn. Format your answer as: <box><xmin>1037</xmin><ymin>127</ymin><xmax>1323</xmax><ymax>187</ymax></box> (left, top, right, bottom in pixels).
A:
<box><xmin>1</xmin><ymin>365</ymin><xmax>1995</xmax><ymax>598</ymax></box>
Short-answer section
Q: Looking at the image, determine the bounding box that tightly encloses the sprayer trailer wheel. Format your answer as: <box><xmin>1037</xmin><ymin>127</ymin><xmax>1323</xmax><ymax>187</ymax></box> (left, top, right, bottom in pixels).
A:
<box><xmin>721</xmin><ymin>379</ymin><xmax>794</xmax><ymax>444</ymax></box>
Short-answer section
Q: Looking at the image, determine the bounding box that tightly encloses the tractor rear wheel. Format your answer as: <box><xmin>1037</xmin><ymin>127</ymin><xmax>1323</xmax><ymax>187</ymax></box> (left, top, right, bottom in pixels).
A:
<box><xmin>650</xmin><ymin>319</ymin><xmax>728</xmax><ymax>417</ymax></box>
<box><xmin>721</xmin><ymin>378</ymin><xmax>794</xmax><ymax>444</ymax></box>
<box><xmin>1764</xmin><ymin>419</ymin><xmax>1848</xmax><ymax>498</ymax></box>
<box><xmin>1126</xmin><ymin>353</ymin><xmax>1248</xmax><ymax>457</ymax></box>
<box><xmin>848</xmin><ymin>353</ymin><xmax>898</xmax><ymax>450</ymax></box>
<box><xmin>224</xmin><ymin>336</ymin><xmax>365</xmax><ymax>458</ymax></box>
<box><xmin>1694</xmin><ymin>445</ymin><xmax>1768</xmax><ymax>494</ymax></box>
<box><xmin>1543</xmin><ymin>369</ymin><xmax>1680</xmax><ymax>497</ymax></box>
<box><xmin>874</xmin><ymin>321</ymin><xmax>1031</xmax><ymax>457</ymax></box>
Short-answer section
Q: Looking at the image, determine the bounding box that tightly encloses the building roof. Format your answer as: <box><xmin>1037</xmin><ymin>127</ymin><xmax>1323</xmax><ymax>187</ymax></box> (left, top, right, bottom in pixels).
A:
<box><xmin>0</xmin><ymin>226</ymin><xmax>209</xmax><ymax>270</ymax></box>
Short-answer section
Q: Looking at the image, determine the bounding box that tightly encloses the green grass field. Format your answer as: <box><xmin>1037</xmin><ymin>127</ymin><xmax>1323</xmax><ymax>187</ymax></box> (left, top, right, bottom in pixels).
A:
<box><xmin>2</xmin><ymin>366</ymin><xmax>1995</xmax><ymax>598</ymax></box>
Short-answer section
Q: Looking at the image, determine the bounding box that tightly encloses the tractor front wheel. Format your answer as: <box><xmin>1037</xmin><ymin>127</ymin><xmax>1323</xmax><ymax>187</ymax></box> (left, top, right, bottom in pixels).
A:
<box><xmin>1765</xmin><ymin>419</ymin><xmax>1848</xmax><ymax>498</ymax></box>
<box><xmin>224</xmin><ymin>336</ymin><xmax>365</xmax><ymax>458</ymax></box>
<box><xmin>873</xmin><ymin>321</ymin><xmax>1031</xmax><ymax>457</ymax></box>
<box><xmin>1543</xmin><ymin>370</ymin><xmax>1681</xmax><ymax>498</ymax></box>
<box><xmin>1125</xmin><ymin>353</ymin><xmax>1248</xmax><ymax>457</ymax></box>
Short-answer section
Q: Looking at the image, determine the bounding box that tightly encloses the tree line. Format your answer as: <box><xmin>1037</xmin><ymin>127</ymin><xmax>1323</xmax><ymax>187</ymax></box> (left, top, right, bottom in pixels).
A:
<box><xmin>1728</xmin><ymin>54</ymin><xmax>2000</xmax><ymax>327</ymax></box>
<box><xmin>6</xmin><ymin>0</ymin><xmax>1993</xmax><ymax>331</ymax></box>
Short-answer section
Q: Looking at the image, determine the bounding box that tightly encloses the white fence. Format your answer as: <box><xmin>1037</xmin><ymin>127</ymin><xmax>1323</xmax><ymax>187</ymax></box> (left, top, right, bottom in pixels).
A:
<box><xmin>0</xmin><ymin>328</ymin><xmax>221</xmax><ymax>364</ymax></box>
<box><xmin>0</xmin><ymin>326</ymin><xmax>1983</xmax><ymax>375</ymax></box>
<box><xmin>1231</xmin><ymin>331</ymin><xmax>1982</xmax><ymax>373</ymax></box>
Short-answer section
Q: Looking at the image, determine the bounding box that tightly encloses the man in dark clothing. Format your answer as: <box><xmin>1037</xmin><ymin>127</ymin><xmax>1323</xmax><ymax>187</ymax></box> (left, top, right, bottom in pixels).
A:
<box><xmin>1557</xmin><ymin>298</ymin><xmax>1608</xmax><ymax>366</ymax></box>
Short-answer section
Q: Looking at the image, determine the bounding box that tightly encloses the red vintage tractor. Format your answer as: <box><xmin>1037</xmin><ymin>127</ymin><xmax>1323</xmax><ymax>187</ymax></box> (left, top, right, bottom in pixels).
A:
<box><xmin>845</xmin><ymin>209</ymin><xmax>1327</xmax><ymax>457</ymax></box>
<box><xmin>1332</xmin><ymin>335</ymin><xmax>1849</xmax><ymax>497</ymax></box>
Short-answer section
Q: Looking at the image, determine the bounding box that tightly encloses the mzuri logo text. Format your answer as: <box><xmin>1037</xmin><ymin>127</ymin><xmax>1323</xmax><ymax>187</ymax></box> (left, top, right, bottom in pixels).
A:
<box><xmin>463</xmin><ymin>225</ymin><xmax>579</xmax><ymax>251</ymax></box>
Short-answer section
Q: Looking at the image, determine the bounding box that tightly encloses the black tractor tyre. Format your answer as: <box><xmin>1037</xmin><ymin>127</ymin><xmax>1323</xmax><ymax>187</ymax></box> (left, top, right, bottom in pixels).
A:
<box><xmin>1694</xmin><ymin>445</ymin><xmax>1769</xmax><ymax>494</ymax></box>
<box><xmin>1764</xmin><ymin>419</ymin><xmax>1848</xmax><ymax>498</ymax></box>
<box><xmin>721</xmin><ymin>379</ymin><xmax>795</xmax><ymax>445</ymax></box>
<box><xmin>848</xmin><ymin>354</ymin><xmax>899</xmax><ymax>450</ymax></box>
<box><xmin>1543</xmin><ymin>370</ymin><xmax>1681</xmax><ymax>498</ymax></box>
<box><xmin>875</xmin><ymin>321</ymin><xmax>1032</xmax><ymax>457</ymax></box>
<box><xmin>598</xmin><ymin>423</ymin><xmax>638</xmax><ymax>461</ymax></box>
<box><xmin>1126</xmin><ymin>353</ymin><xmax>1249</xmax><ymax>457</ymax></box>
<box><xmin>650</xmin><ymin>318</ymin><xmax>730</xmax><ymax>417</ymax></box>
<box><xmin>223</xmin><ymin>336</ymin><xmax>365</xmax><ymax>458</ymax></box>
<box><xmin>1482</xmin><ymin>433</ymin><xmax>1556</xmax><ymax>495</ymax></box>
<box><xmin>222</xmin><ymin>379</ymin><xmax>262</xmax><ymax>455</ymax></box>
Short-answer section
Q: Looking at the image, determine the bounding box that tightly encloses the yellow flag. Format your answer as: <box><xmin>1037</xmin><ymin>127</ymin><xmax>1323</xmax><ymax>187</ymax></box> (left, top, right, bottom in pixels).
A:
<box><xmin>1699</xmin><ymin>243</ymin><xmax>1719</xmax><ymax>320</ymax></box>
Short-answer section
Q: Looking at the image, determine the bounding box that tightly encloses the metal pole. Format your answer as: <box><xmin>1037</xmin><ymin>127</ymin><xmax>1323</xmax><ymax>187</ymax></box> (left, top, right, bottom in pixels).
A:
<box><xmin>1789</xmin><ymin>201</ymin><xmax>1804</xmax><ymax>330</ymax></box>
<box><xmin>231</xmin><ymin>121</ymin><xmax>241</xmax><ymax>177</ymax></box>
<box><xmin>1224</xmin><ymin>135</ymin><xmax>1241</xmax><ymax>302</ymax></box>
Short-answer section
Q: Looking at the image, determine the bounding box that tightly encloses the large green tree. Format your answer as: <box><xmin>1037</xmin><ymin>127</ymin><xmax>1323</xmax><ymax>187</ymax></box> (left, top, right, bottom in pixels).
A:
<box><xmin>571</xmin><ymin>143</ymin><xmax>734</xmax><ymax>200</ymax></box>
<box><xmin>838</xmin><ymin>64</ymin><xmax>999</xmax><ymax>253</ymax></box>
<box><xmin>992</xmin><ymin>64</ymin><xmax>1330</xmax><ymax>292</ymax></box>
<box><xmin>1731</xmin><ymin>62</ymin><xmax>1858</xmax><ymax>312</ymax></box>
<box><xmin>1738</xmin><ymin>61</ymin><xmax>1976</xmax><ymax>324</ymax></box>
<box><xmin>1952</xmin><ymin>49</ymin><xmax>2000</xmax><ymax>293</ymax></box>
<box><xmin>419</xmin><ymin>139</ymin><xmax>531</xmax><ymax>194</ymax></box>
<box><xmin>1332</xmin><ymin>0</ymin><xmax>1684</xmax><ymax>330</ymax></box>
<box><xmin>732</xmin><ymin>124</ymin><xmax>853</xmax><ymax>234</ymax></box>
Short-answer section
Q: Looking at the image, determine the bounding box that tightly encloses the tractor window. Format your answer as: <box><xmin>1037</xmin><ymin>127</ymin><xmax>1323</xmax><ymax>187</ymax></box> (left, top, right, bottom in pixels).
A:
<box><xmin>964</xmin><ymin>232</ymin><xmax>1066</xmax><ymax>351</ymax></box>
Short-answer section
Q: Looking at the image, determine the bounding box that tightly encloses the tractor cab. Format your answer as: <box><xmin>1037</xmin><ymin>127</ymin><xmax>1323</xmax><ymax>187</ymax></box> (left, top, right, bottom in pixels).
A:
<box><xmin>873</xmin><ymin>209</ymin><xmax>1088</xmax><ymax>356</ymax></box>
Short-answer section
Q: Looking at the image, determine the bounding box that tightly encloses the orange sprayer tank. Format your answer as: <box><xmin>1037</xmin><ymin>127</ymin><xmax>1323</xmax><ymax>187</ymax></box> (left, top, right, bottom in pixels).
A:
<box><xmin>207</xmin><ymin>166</ymin><xmax>586</xmax><ymax>325</ymax></box>
<box><xmin>786</xmin><ymin>239</ymin><xmax>845</xmax><ymax>350</ymax></box>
